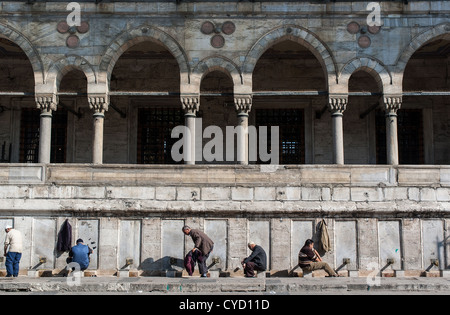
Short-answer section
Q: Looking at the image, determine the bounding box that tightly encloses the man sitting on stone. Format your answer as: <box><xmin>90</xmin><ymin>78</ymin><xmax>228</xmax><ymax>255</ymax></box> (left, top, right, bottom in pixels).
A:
<box><xmin>298</xmin><ymin>239</ymin><xmax>338</xmax><ymax>277</ymax></box>
<box><xmin>241</xmin><ymin>242</ymin><xmax>267</xmax><ymax>278</ymax></box>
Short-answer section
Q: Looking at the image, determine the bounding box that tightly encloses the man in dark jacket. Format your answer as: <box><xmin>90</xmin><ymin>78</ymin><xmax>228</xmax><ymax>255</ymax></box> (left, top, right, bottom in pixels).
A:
<box><xmin>182</xmin><ymin>226</ymin><xmax>214</xmax><ymax>277</ymax></box>
<box><xmin>242</xmin><ymin>242</ymin><xmax>267</xmax><ymax>277</ymax></box>
<box><xmin>299</xmin><ymin>239</ymin><xmax>338</xmax><ymax>277</ymax></box>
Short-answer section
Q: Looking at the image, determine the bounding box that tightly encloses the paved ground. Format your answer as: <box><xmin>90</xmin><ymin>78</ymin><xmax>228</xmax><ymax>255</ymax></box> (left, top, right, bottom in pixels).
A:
<box><xmin>1</xmin><ymin>275</ymin><xmax>450</xmax><ymax>295</ymax></box>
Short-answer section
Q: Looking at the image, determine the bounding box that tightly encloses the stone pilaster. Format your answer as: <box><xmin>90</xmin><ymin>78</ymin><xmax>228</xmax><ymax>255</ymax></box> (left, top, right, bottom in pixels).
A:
<box><xmin>328</xmin><ymin>95</ymin><xmax>348</xmax><ymax>165</ymax></box>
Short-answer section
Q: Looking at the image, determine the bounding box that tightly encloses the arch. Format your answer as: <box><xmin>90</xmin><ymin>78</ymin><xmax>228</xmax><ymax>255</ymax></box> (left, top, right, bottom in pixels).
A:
<box><xmin>98</xmin><ymin>25</ymin><xmax>190</xmax><ymax>87</ymax></box>
<box><xmin>192</xmin><ymin>56</ymin><xmax>242</xmax><ymax>93</ymax></box>
<box><xmin>339</xmin><ymin>57</ymin><xmax>392</xmax><ymax>93</ymax></box>
<box><xmin>396</xmin><ymin>22</ymin><xmax>450</xmax><ymax>73</ymax></box>
<box><xmin>0</xmin><ymin>22</ymin><xmax>44</xmax><ymax>85</ymax></box>
<box><xmin>243</xmin><ymin>25</ymin><xmax>338</xmax><ymax>87</ymax></box>
<box><xmin>46</xmin><ymin>55</ymin><xmax>96</xmax><ymax>91</ymax></box>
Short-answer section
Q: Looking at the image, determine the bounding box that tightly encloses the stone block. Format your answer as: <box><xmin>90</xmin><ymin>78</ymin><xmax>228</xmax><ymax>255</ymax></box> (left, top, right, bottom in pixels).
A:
<box><xmin>332</xmin><ymin>187</ymin><xmax>350</xmax><ymax>201</ymax></box>
<box><xmin>256</xmin><ymin>271</ymin><xmax>266</xmax><ymax>279</ymax></box>
<box><xmin>408</xmin><ymin>187</ymin><xmax>420</xmax><ymax>201</ymax></box>
<box><xmin>117</xmin><ymin>270</ymin><xmax>130</xmax><ymax>278</ymax></box>
<box><xmin>351</xmin><ymin>187</ymin><xmax>382</xmax><ymax>202</ymax></box>
<box><xmin>27</xmin><ymin>270</ymin><xmax>39</xmax><ymax>278</ymax></box>
<box><xmin>420</xmin><ymin>188</ymin><xmax>436</xmax><ymax>201</ymax></box>
<box><xmin>276</xmin><ymin>187</ymin><xmax>300</xmax><ymax>201</ymax></box>
<box><xmin>155</xmin><ymin>186</ymin><xmax>177</xmax><ymax>200</ymax></box>
<box><xmin>348</xmin><ymin>270</ymin><xmax>359</xmax><ymax>277</ymax></box>
<box><xmin>254</xmin><ymin>187</ymin><xmax>276</xmax><ymax>200</ymax></box>
<box><xmin>436</xmin><ymin>188</ymin><xmax>450</xmax><ymax>201</ymax></box>
<box><xmin>201</xmin><ymin>187</ymin><xmax>230</xmax><ymax>201</ymax></box>
<box><xmin>176</xmin><ymin>187</ymin><xmax>200</xmax><ymax>201</ymax></box>
<box><xmin>384</xmin><ymin>187</ymin><xmax>408</xmax><ymax>201</ymax></box>
<box><xmin>231</xmin><ymin>187</ymin><xmax>253</xmax><ymax>201</ymax></box>
<box><xmin>301</xmin><ymin>187</ymin><xmax>322</xmax><ymax>201</ymax></box>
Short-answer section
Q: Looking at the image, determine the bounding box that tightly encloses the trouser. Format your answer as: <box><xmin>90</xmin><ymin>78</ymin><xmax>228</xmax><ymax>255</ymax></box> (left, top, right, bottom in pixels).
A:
<box><xmin>5</xmin><ymin>252</ymin><xmax>22</xmax><ymax>277</ymax></box>
<box><xmin>197</xmin><ymin>246</ymin><xmax>213</xmax><ymax>276</ymax></box>
<box><xmin>244</xmin><ymin>261</ymin><xmax>265</xmax><ymax>277</ymax></box>
<box><xmin>302</xmin><ymin>262</ymin><xmax>337</xmax><ymax>276</ymax></box>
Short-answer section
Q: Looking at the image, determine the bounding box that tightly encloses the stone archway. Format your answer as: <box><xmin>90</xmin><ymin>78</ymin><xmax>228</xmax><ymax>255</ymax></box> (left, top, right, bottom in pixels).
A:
<box><xmin>243</xmin><ymin>25</ymin><xmax>338</xmax><ymax>88</ymax></box>
<box><xmin>45</xmin><ymin>55</ymin><xmax>97</xmax><ymax>92</ymax></box>
<box><xmin>0</xmin><ymin>22</ymin><xmax>44</xmax><ymax>85</ymax></box>
<box><xmin>98</xmin><ymin>25</ymin><xmax>190</xmax><ymax>87</ymax></box>
<box><xmin>339</xmin><ymin>57</ymin><xmax>392</xmax><ymax>94</ymax></box>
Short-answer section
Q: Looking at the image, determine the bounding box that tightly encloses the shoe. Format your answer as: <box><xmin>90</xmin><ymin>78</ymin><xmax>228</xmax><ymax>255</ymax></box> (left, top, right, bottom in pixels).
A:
<box><xmin>201</xmin><ymin>274</ymin><xmax>207</xmax><ymax>277</ymax></box>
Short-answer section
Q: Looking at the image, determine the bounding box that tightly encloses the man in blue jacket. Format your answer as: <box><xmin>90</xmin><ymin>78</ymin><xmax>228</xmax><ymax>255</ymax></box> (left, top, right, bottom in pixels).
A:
<box><xmin>69</xmin><ymin>239</ymin><xmax>93</xmax><ymax>271</ymax></box>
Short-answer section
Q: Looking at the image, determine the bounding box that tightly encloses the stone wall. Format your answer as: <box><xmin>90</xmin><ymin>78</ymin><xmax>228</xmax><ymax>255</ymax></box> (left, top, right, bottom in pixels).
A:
<box><xmin>0</xmin><ymin>164</ymin><xmax>449</xmax><ymax>276</ymax></box>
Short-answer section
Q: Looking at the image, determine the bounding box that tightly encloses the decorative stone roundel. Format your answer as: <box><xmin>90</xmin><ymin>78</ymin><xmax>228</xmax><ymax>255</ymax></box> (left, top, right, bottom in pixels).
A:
<box><xmin>347</xmin><ymin>22</ymin><xmax>360</xmax><ymax>34</ymax></box>
<box><xmin>57</xmin><ymin>20</ymin><xmax>89</xmax><ymax>48</ymax></box>
<box><xmin>221</xmin><ymin>21</ymin><xmax>236</xmax><ymax>35</ymax></box>
<box><xmin>201</xmin><ymin>21</ymin><xmax>215</xmax><ymax>35</ymax></box>
<box><xmin>358</xmin><ymin>35</ymin><xmax>371</xmax><ymax>48</ymax></box>
<box><xmin>66</xmin><ymin>35</ymin><xmax>80</xmax><ymax>48</ymax></box>
<box><xmin>57</xmin><ymin>21</ymin><xmax>70</xmax><ymax>33</ymax></box>
<box><xmin>368</xmin><ymin>25</ymin><xmax>381</xmax><ymax>34</ymax></box>
<box><xmin>211</xmin><ymin>35</ymin><xmax>225</xmax><ymax>49</ymax></box>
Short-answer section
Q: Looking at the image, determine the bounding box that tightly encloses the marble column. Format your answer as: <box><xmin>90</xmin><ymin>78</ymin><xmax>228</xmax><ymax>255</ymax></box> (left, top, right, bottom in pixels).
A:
<box><xmin>88</xmin><ymin>95</ymin><xmax>109</xmax><ymax>164</ymax></box>
<box><xmin>384</xmin><ymin>95</ymin><xmax>402</xmax><ymax>165</ymax></box>
<box><xmin>36</xmin><ymin>94</ymin><xmax>58</xmax><ymax>164</ymax></box>
<box><xmin>328</xmin><ymin>95</ymin><xmax>348</xmax><ymax>165</ymax></box>
<box><xmin>181</xmin><ymin>95</ymin><xmax>199</xmax><ymax>165</ymax></box>
<box><xmin>234</xmin><ymin>94</ymin><xmax>252</xmax><ymax>165</ymax></box>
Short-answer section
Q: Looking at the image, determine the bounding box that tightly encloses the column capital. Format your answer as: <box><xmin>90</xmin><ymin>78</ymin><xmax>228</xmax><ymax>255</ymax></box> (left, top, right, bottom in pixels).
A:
<box><xmin>181</xmin><ymin>94</ymin><xmax>199</xmax><ymax>116</ymax></box>
<box><xmin>328</xmin><ymin>95</ymin><xmax>348</xmax><ymax>115</ymax></box>
<box><xmin>234</xmin><ymin>94</ymin><xmax>252</xmax><ymax>115</ymax></box>
<box><xmin>383</xmin><ymin>95</ymin><xmax>402</xmax><ymax>115</ymax></box>
<box><xmin>35</xmin><ymin>94</ymin><xmax>58</xmax><ymax>112</ymax></box>
<box><xmin>88</xmin><ymin>94</ymin><xmax>109</xmax><ymax>114</ymax></box>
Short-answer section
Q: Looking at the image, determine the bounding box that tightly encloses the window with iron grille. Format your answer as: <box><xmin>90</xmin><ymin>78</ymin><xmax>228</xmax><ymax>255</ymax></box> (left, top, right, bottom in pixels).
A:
<box><xmin>255</xmin><ymin>108</ymin><xmax>305</xmax><ymax>164</ymax></box>
<box><xmin>376</xmin><ymin>109</ymin><xmax>424</xmax><ymax>164</ymax></box>
<box><xmin>137</xmin><ymin>107</ymin><xmax>184</xmax><ymax>164</ymax></box>
<box><xmin>19</xmin><ymin>108</ymin><xmax>68</xmax><ymax>163</ymax></box>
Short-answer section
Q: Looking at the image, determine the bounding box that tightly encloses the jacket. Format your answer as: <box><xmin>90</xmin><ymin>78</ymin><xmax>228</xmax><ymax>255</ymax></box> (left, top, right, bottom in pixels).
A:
<box><xmin>57</xmin><ymin>219</ymin><xmax>72</xmax><ymax>252</ymax></box>
<box><xmin>184</xmin><ymin>250</ymin><xmax>200</xmax><ymax>276</ymax></box>
<box><xmin>189</xmin><ymin>229</ymin><xmax>214</xmax><ymax>256</ymax></box>
<box><xmin>244</xmin><ymin>245</ymin><xmax>267</xmax><ymax>271</ymax></box>
<box><xmin>318</xmin><ymin>219</ymin><xmax>331</xmax><ymax>252</ymax></box>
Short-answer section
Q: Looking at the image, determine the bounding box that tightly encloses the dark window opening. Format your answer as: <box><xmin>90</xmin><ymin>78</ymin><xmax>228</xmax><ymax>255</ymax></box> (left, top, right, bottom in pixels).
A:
<box><xmin>376</xmin><ymin>109</ymin><xmax>424</xmax><ymax>164</ymax></box>
<box><xmin>137</xmin><ymin>107</ymin><xmax>184</xmax><ymax>164</ymax></box>
<box><xmin>19</xmin><ymin>108</ymin><xmax>68</xmax><ymax>163</ymax></box>
<box><xmin>255</xmin><ymin>108</ymin><xmax>305</xmax><ymax>164</ymax></box>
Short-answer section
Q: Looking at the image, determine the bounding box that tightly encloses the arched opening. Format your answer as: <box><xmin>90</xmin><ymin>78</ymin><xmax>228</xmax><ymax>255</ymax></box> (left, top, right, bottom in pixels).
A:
<box><xmin>402</xmin><ymin>38</ymin><xmax>450</xmax><ymax>164</ymax></box>
<box><xmin>109</xmin><ymin>41</ymin><xmax>182</xmax><ymax>164</ymax></box>
<box><xmin>252</xmin><ymin>40</ymin><xmax>327</xmax><ymax>164</ymax></box>
<box><xmin>0</xmin><ymin>38</ymin><xmax>35</xmax><ymax>163</ymax></box>
<box><xmin>199</xmin><ymin>70</ymin><xmax>235</xmax><ymax>163</ymax></box>
<box><xmin>346</xmin><ymin>70</ymin><xmax>382</xmax><ymax>164</ymax></box>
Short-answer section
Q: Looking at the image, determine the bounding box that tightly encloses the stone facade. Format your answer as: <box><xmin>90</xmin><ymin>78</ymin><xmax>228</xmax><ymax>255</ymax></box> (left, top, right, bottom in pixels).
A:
<box><xmin>0</xmin><ymin>1</ymin><xmax>449</xmax><ymax>276</ymax></box>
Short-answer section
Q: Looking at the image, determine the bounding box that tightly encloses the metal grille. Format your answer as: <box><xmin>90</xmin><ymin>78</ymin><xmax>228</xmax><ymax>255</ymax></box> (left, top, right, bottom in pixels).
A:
<box><xmin>255</xmin><ymin>108</ymin><xmax>305</xmax><ymax>164</ymax></box>
<box><xmin>19</xmin><ymin>108</ymin><xmax>68</xmax><ymax>163</ymax></box>
<box><xmin>376</xmin><ymin>109</ymin><xmax>424</xmax><ymax>164</ymax></box>
<box><xmin>137</xmin><ymin>107</ymin><xmax>184</xmax><ymax>164</ymax></box>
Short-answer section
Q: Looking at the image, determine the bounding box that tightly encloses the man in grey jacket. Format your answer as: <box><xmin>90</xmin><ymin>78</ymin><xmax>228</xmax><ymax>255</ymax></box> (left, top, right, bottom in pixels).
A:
<box><xmin>182</xmin><ymin>226</ymin><xmax>214</xmax><ymax>277</ymax></box>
